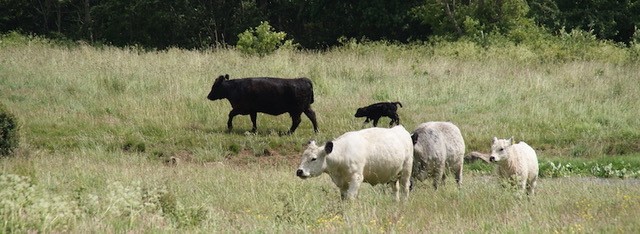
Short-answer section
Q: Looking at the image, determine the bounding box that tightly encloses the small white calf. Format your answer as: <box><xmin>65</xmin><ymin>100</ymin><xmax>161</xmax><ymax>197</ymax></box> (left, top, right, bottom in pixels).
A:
<box><xmin>296</xmin><ymin>125</ymin><xmax>413</xmax><ymax>201</ymax></box>
<box><xmin>411</xmin><ymin>122</ymin><xmax>465</xmax><ymax>190</ymax></box>
<box><xmin>490</xmin><ymin>137</ymin><xmax>539</xmax><ymax>195</ymax></box>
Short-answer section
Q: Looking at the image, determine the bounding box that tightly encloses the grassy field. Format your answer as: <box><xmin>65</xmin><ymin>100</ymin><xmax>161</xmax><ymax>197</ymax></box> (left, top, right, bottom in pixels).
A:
<box><xmin>1</xmin><ymin>36</ymin><xmax>640</xmax><ymax>232</ymax></box>
<box><xmin>2</xmin><ymin>152</ymin><xmax>640</xmax><ymax>233</ymax></box>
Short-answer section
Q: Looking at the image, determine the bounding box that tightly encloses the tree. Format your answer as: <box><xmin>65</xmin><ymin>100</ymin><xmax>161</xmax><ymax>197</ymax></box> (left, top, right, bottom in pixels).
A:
<box><xmin>411</xmin><ymin>0</ymin><xmax>534</xmax><ymax>39</ymax></box>
<box><xmin>555</xmin><ymin>0</ymin><xmax>640</xmax><ymax>44</ymax></box>
<box><xmin>528</xmin><ymin>0</ymin><xmax>561</xmax><ymax>30</ymax></box>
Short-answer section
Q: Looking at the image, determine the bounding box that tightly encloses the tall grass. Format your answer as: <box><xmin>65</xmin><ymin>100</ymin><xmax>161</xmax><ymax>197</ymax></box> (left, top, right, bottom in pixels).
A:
<box><xmin>2</xmin><ymin>37</ymin><xmax>639</xmax><ymax>157</ymax></box>
<box><xmin>1</xmin><ymin>34</ymin><xmax>640</xmax><ymax>232</ymax></box>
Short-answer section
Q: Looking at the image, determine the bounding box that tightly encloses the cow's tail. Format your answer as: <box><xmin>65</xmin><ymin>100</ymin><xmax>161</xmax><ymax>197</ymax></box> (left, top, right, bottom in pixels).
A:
<box><xmin>305</xmin><ymin>78</ymin><xmax>314</xmax><ymax>104</ymax></box>
<box><xmin>395</xmin><ymin>102</ymin><xmax>403</xmax><ymax>108</ymax></box>
<box><xmin>310</xmin><ymin>85</ymin><xmax>315</xmax><ymax>104</ymax></box>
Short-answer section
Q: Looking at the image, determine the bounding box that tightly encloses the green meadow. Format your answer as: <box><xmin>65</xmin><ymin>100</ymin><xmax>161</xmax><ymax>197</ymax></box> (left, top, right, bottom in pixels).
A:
<box><xmin>1</xmin><ymin>35</ymin><xmax>640</xmax><ymax>232</ymax></box>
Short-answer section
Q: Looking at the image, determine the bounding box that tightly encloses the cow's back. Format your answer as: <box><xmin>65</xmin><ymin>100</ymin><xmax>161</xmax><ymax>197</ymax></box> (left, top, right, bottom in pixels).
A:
<box><xmin>414</xmin><ymin>122</ymin><xmax>465</xmax><ymax>161</ymax></box>
<box><xmin>225</xmin><ymin>77</ymin><xmax>313</xmax><ymax>115</ymax></box>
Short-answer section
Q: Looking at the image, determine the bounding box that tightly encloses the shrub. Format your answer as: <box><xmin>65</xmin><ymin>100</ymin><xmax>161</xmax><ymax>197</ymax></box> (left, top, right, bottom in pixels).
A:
<box><xmin>539</xmin><ymin>161</ymin><xmax>576</xmax><ymax>178</ymax></box>
<box><xmin>0</xmin><ymin>103</ymin><xmax>19</xmax><ymax>156</ymax></box>
<box><xmin>236</xmin><ymin>21</ymin><xmax>295</xmax><ymax>56</ymax></box>
<box><xmin>590</xmin><ymin>163</ymin><xmax>640</xmax><ymax>179</ymax></box>
<box><xmin>0</xmin><ymin>32</ymin><xmax>45</xmax><ymax>48</ymax></box>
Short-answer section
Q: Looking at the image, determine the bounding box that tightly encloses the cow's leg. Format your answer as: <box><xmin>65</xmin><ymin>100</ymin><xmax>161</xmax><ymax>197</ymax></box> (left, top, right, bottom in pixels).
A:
<box><xmin>390</xmin><ymin>180</ymin><xmax>400</xmax><ymax>201</ymax></box>
<box><xmin>412</xmin><ymin>159</ymin><xmax>428</xmax><ymax>182</ymax></box>
<box><xmin>527</xmin><ymin>177</ymin><xmax>537</xmax><ymax>196</ymax></box>
<box><xmin>303</xmin><ymin>108</ymin><xmax>319</xmax><ymax>133</ymax></box>
<box><xmin>227</xmin><ymin>109</ymin><xmax>241</xmax><ymax>132</ymax></box>
<box><xmin>288</xmin><ymin>112</ymin><xmax>302</xmax><ymax>134</ymax></box>
<box><xmin>454</xmin><ymin>162</ymin><xmax>463</xmax><ymax>188</ymax></box>
<box><xmin>331</xmin><ymin>178</ymin><xmax>349</xmax><ymax>200</ymax></box>
<box><xmin>372</xmin><ymin>118</ymin><xmax>380</xmax><ymax>127</ymax></box>
<box><xmin>250</xmin><ymin>112</ymin><xmax>258</xmax><ymax>132</ymax></box>
<box><xmin>399</xmin><ymin>170</ymin><xmax>411</xmax><ymax>201</ymax></box>
<box><xmin>362</xmin><ymin>118</ymin><xmax>371</xmax><ymax>127</ymax></box>
<box><xmin>390</xmin><ymin>113</ymin><xmax>400</xmax><ymax>126</ymax></box>
<box><xmin>345</xmin><ymin>173</ymin><xmax>363</xmax><ymax>200</ymax></box>
<box><xmin>520</xmin><ymin>178</ymin><xmax>528</xmax><ymax>193</ymax></box>
<box><xmin>340</xmin><ymin>187</ymin><xmax>349</xmax><ymax>200</ymax></box>
<box><xmin>433</xmin><ymin>162</ymin><xmax>445</xmax><ymax>190</ymax></box>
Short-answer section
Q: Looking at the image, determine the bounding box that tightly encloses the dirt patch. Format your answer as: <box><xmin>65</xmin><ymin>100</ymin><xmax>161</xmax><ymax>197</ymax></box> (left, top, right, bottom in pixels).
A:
<box><xmin>223</xmin><ymin>149</ymin><xmax>300</xmax><ymax>169</ymax></box>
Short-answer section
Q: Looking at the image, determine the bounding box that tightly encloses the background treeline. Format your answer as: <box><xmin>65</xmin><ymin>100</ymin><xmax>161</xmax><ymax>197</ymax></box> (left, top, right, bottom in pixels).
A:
<box><xmin>1</xmin><ymin>0</ymin><xmax>639</xmax><ymax>49</ymax></box>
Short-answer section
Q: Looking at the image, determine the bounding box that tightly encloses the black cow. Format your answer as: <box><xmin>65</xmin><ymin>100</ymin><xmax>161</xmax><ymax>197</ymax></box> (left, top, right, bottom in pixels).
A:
<box><xmin>207</xmin><ymin>74</ymin><xmax>319</xmax><ymax>134</ymax></box>
<box><xmin>354</xmin><ymin>102</ymin><xmax>403</xmax><ymax>127</ymax></box>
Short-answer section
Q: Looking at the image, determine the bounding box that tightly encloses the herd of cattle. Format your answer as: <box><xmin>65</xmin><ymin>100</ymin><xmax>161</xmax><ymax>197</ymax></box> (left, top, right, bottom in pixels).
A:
<box><xmin>207</xmin><ymin>75</ymin><xmax>540</xmax><ymax>201</ymax></box>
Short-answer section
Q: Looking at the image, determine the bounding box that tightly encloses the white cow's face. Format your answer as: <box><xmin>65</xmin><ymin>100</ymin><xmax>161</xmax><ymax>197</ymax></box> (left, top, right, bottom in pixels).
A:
<box><xmin>490</xmin><ymin>137</ymin><xmax>513</xmax><ymax>162</ymax></box>
<box><xmin>296</xmin><ymin>141</ymin><xmax>331</xmax><ymax>179</ymax></box>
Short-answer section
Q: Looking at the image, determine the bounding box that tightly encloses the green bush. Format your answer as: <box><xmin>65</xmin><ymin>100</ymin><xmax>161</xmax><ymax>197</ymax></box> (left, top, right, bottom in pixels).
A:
<box><xmin>236</xmin><ymin>21</ymin><xmax>295</xmax><ymax>56</ymax></box>
<box><xmin>538</xmin><ymin>158</ymin><xmax>640</xmax><ymax>179</ymax></box>
<box><xmin>539</xmin><ymin>161</ymin><xmax>578</xmax><ymax>178</ymax></box>
<box><xmin>0</xmin><ymin>103</ymin><xmax>19</xmax><ymax>156</ymax></box>
<box><xmin>0</xmin><ymin>32</ymin><xmax>44</xmax><ymax>48</ymax></box>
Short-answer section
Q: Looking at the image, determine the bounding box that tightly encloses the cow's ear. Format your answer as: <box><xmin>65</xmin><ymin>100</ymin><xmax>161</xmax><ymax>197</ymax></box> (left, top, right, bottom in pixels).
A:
<box><xmin>306</xmin><ymin>140</ymin><xmax>316</xmax><ymax>147</ymax></box>
<box><xmin>492</xmin><ymin>137</ymin><xmax>498</xmax><ymax>143</ymax></box>
<box><xmin>411</xmin><ymin>133</ymin><xmax>419</xmax><ymax>145</ymax></box>
<box><xmin>324</xmin><ymin>141</ymin><xmax>333</xmax><ymax>154</ymax></box>
<box><xmin>224</xmin><ymin>74</ymin><xmax>230</xmax><ymax>80</ymax></box>
<box><xmin>215</xmin><ymin>75</ymin><xmax>225</xmax><ymax>84</ymax></box>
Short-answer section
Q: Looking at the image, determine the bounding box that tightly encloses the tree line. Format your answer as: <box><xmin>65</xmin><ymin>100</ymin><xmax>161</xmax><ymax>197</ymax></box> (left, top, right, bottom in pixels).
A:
<box><xmin>1</xmin><ymin>0</ymin><xmax>638</xmax><ymax>49</ymax></box>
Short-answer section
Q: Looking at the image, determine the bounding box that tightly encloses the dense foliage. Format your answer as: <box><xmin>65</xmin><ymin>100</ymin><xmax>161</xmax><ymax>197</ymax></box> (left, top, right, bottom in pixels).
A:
<box><xmin>1</xmin><ymin>0</ymin><xmax>638</xmax><ymax>49</ymax></box>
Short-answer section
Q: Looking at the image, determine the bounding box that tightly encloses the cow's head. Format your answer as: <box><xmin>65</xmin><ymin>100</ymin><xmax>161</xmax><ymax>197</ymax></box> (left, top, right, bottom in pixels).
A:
<box><xmin>296</xmin><ymin>140</ymin><xmax>333</xmax><ymax>179</ymax></box>
<box><xmin>489</xmin><ymin>137</ymin><xmax>513</xmax><ymax>162</ymax></box>
<box><xmin>354</xmin><ymin>107</ymin><xmax>367</xmax><ymax>117</ymax></box>
<box><xmin>207</xmin><ymin>74</ymin><xmax>230</xmax><ymax>100</ymax></box>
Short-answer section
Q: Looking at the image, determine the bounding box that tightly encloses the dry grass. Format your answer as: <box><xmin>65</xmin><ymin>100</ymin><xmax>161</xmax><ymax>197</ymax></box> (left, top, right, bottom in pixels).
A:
<box><xmin>2</xmin><ymin>151</ymin><xmax>640</xmax><ymax>232</ymax></box>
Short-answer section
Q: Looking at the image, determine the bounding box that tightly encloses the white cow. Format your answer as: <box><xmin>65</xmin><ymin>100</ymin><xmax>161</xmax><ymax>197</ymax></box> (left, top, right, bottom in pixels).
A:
<box><xmin>411</xmin><ymin>122</ymin><xmax>465</xmax><ymax>190</ymax></box>
<box><xmin>490</xmin><ymin>137</ymin><xmax>539</xmax><ymax>195</ymax></box>
<box><xmin>296</xmin><ymin>125</ymin><xmax>413</xmax><ymax>201</ymax></box>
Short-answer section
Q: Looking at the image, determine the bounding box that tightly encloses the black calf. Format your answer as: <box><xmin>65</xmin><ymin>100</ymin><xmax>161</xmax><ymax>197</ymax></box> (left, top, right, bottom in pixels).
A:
<box><xmin>354</xmin><ymin>102</ymin><xmax>403</xmax><ymax>127</ymax></box>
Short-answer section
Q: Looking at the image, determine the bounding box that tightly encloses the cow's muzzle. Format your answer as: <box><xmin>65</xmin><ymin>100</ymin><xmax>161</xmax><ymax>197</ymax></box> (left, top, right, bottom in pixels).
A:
<box><xmin>296</xmin><ymin>169</ymin><xmax>307</xmax><ymax>178</ymax></box>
